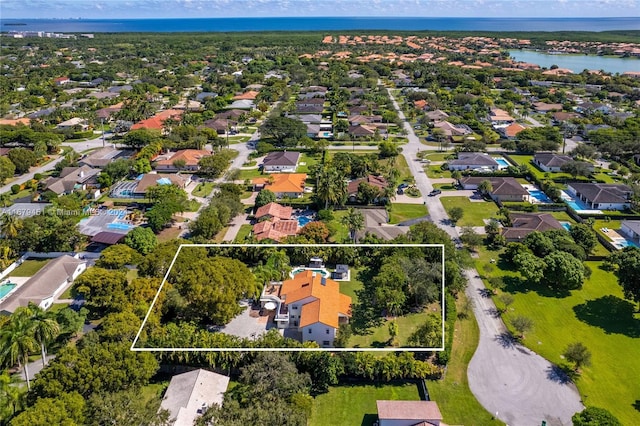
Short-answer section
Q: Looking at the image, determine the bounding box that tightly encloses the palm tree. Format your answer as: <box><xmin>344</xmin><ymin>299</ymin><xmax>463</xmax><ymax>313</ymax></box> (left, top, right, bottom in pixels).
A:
<box><xmin>0</xmin><ymin>213</ymin><xmax>22</xmax><ymax>239</ymax></box>
<box><xmin>315</xmin><ymin>167</ymin><xmax>347</xmax><ymax>209</ymax></box>
<box><xmin>0</xmin><ymin>308</ymin><xmax>38</xmax><ymax>390</ymax></box>
<box><xmin>0</xmin><ymin>371</ymin><xmax>23</xmax><ymax>417</ymax></box>
<box><xmin>27</xmin><ymin>303</ymin><xmax>60</xmax><ymax>368</ymax></box>
<box><xmin>341</xmin><ymin>208</ymin><xmax>365</xmax><ymax>243</ymax></box>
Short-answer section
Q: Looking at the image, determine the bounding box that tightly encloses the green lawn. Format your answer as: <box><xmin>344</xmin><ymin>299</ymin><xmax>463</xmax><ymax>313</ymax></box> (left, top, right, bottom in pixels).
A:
<box><xmin>238</xmin><ymin>168</ymin><xmax>264</xmax><ymax>180</ymax></box>
<box><xmin>392</xmin><ymin>155</ymin><xmax>412</xmax><ymax>182</ymax></box>
<box><xmin>388</xmin><ymin>203</ymin><xmax>428</xmax><ymax>224</ymax></box>
<box><xmin>426</xmin><ymin>165</ymin><xmax>452</xmax><ymax>179</ymax></box>
<box><xmin>348</xmin><ymin>308</ymin><xmax>437</xmax><ymax>348</ymax></box>
<box><xmin>338</xmin><ymin>271</ymin><xmax>363</xmax><ymax>302</ymax></box>
<box><xmin>192</xmin><ymin>182</ymin><xmax>215</xmax><ymax>198</ymax></box>
<box><xmin>440</xmin><ymin>197</ymin><xmax>500</xmax><ymax>227</ymax></box>
<box><xmin>428</xmin><ymin>294</ymin><xmax>504</xmax><ymax>426</ymax></box>
<box><xmin>421</xmin><ymin>152</ymin><xmax>455</xmax><ymax>162</ymax></box>
<box><xmin>309</xmin><ymin>382</ymin><xmax>421</xmax><ymax>426</ymax></box>
<box><xmin>475</xmin><ymin>248</ymin><xmax>640</xmax><ymax>424</ymax></box>
<box><xmin>234</xmin><ymin>224</ymin><xmax>253</xmax><ymax>242</ymax></box>
<box><xmin>298</xmin><ymin>152</ymin><xmax>321</xmax><ymax>173</ymax></box>
<box><xmin>433</xmin><ymin>183</ymin><xmax>456</xmax><ymax>191</ymax></box>
<box><xmin>10</xmin><ymin>259</ymin><xmax>50</xmax><ymax>276</ymax></box>
<box><xmin>326</xmin><ymin>211</ymin><xmax>350</xmax><ymax>243</ymax></box>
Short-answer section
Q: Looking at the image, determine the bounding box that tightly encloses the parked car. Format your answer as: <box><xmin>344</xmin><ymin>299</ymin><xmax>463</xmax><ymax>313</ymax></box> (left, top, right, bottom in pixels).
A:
<box><xmin>428</xmin><ymin>189</ymin><xmax>442</xmax><ymax>196</ymax></box>
<box><xmin>398</xmin><ymin>183</ymin><xmax>409</xmax><ymax>190</ymax></box>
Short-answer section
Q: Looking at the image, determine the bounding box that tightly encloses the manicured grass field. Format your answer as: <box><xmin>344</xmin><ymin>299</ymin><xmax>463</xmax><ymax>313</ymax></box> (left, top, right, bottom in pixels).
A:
<box><xmin>191</xmin><ymin>182</ymin><xmax>215</xmax><ymax>198</ymax></box>
<box><xmin>10</xmin><ymin>259</ymin><xmax>50</xmax><ymax>276</ymax></box>
<box><xmin>422</xmin><ymin>152</ymin><xmax>455</xmax><ymax>162</ymax></box>
<box><xmin>298</xmin><ymin>152</ymin><xmax>321</xmax><ymax>173</ymax></box>
<box><xmin>338</xmin><ymin>273</ymin><xmax>363</xmax><ymax>302</ymax></box>
<box><xmin>388</xmin><ymin>203</ymin><xmax>428</xmax><ymax>224</ymax></box>
<box><xmin>433</xmin><ymin>183</ymin><xmax>456</xmax><ymax>191</ymax></box>
<box><xmin>392</xmin><ymin>155</ymin><xmax>412</xmax><ymax>182</ymax></box>
<box><xmin>440</xmin><ymin>197</ymin><xmax>500</xmax><ymax>227</ymax></box>
<box><xmin>475</xmin><ymin>247</ymin><xmax>640</xmax><ymax>424</ymax></box>
<box><xmin>348</xmin><ymin>308</ymin><xmax>438</xmax><ymax>348</ymax></box>
<box><xmin>428</xmin><ymin>294</ymin><xmax>504</xmax><ymax>425</ymax></box>
<box><xmin>233</xmin><ymin>224</ymin><xmax>253</xmax><ymax>242</ymax></box>
<box><xmin>309</xmin><ymin>382</ymin><xmax>421</xmax><ymax>426</ymax></box>
<box><xmin>237</xmin><ymin>168</ymin><xmax>264</xmax><ymax>180</ymax></box>
<box><xmin>426</xmin><ymin>165</ymin><xmax>452</xmax><ymax>179</ymax></box>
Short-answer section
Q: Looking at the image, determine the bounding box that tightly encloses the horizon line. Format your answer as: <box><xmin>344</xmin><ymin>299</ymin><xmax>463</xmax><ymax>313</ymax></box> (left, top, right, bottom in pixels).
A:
<box><xmin>4</xmin><ymin>16</ymin><xmax>639</xmax><ymax>20</ymax></box>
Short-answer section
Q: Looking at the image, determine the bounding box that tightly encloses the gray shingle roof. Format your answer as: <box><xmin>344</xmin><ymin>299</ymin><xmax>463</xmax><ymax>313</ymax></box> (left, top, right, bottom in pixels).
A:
<box><xmin>450</xmin><ymin>153</ymin><xmax>499</xmax><ymax>167</ymax></box>
<box><xmin>263</xmin><ymin>151</ymin><xmax>300</xmax><ymax>167</ymax></box>
<box><xmin>569</xmin><ymin>183</ymin><xmax>632</xmax><ymax>204</ymax></box>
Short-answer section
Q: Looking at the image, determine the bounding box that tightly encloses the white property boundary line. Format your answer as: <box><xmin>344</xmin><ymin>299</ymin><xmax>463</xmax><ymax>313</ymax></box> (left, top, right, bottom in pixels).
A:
<box><xmin>131</xmin><ymin>243</ymin><xmax>445</xmax><ymax>352</ymax></box>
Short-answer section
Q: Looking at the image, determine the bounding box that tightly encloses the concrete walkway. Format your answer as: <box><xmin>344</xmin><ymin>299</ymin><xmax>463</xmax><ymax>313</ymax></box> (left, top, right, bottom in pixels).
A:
<box><xmin>222</xmin><ymin>213</ymin><xmax>250</xmax><ymax>242</ymax></box>
<box><xmin>387</xmin><ymin>87</ymin><xmax>583</xmax><ymax>425</ymax></box>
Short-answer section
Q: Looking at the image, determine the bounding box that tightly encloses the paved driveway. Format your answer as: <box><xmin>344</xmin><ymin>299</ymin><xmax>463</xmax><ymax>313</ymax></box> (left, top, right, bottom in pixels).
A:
<box><xmin>387</xmin><ymin>88</ymin><xmax>583</xmax><ymax>425</ymax></box>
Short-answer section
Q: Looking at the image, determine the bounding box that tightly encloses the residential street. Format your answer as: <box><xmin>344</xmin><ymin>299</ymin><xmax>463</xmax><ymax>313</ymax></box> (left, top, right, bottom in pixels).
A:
<box><xmin>387</xmin><ymin>88</ymin><xmax>583</xmax><ymax>426</ymax></box>
<box><xmin>0</xmin><ymin>156</ymin><xmax>65</xmax><ymax>195</ymax></box>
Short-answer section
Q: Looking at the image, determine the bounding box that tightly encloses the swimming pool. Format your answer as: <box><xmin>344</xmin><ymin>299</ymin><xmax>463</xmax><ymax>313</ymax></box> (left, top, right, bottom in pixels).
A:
<box><xmin>613</xmin><ymin>239</ymin><xmax>639</xmax><ymax>249</ymax></box>
<box><xmin>297</xmin><ymin>216</ymin><xmax>313</xmax><ymax>227</ymax></box>
<box><xmin>0</xmin><ymin>282</ymin><xmax>17</xmax><ymax>299</ymax></box>
<box><xmin>291</xmin><ymin>268</ymin><xmax>330</xmax><ymax>278</ymax></box>
<box><xmin>560</xmin><ymin>222</ymin><xmax>572</xmax><ymax>231</ymax></box>
<box><xmin>107</xmin><ymin>222</ymin><xmax>134</xmax><ymax>231</ymax></box>
<box><xmin>494</xmin><ymin>158</ymin><xmax>510</xmax><ymax>168</ymax></box>
<box><xmin>528</xmin><ymin>189</ymin><xmax>552</xmax><ymax>203</ymax></box>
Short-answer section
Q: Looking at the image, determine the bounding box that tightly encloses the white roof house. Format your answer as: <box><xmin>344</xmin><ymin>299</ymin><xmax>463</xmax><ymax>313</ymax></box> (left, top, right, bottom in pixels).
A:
<box><xmin>160</xmin><ymin>369</ymin><xmax>230</xmax><ymax>426</ymax></box>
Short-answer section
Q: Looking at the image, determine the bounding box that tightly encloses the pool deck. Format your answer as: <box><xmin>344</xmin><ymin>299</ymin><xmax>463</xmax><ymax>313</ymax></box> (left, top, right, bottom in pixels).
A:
<box><xmin>0</xmin><ymin>277</ymin><xmax>30</xmax><ymax>305</ymax></box>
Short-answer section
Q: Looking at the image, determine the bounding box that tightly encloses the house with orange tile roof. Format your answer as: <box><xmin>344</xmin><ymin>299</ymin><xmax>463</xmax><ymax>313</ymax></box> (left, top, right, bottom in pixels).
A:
<box><xmin>260</xmin><ymin>270</ymin><xmax>351</xmax><ymax>347</ymax></box>
<box><xmin>252</xmin><ymin>219</ymin><xmax>299</xmax><ymax>242</ymax></box>
<box><xmin>500</xmin><ymin>122</ymin><xmax>527</xmax><ymax>139</ymax></box>
<box><xmin>154</xmin><ymin>149</ymin><xmax>212</xmax><ymax>172</ymax></box>
<box><xmin>131</xmin><ymin>109</ymin><xmax>183</xmax><ymax>132</ymax></box>
<box><xmin>0</xmin><ymin>118</ymin><xmax>31</xmax><ymax>126</ymax></box>
<box><xmin>232</xmin><ymin>90</ymin><xmax>259</xmax><ymax>101</ymax></box>
<box><xmin>255</xmin><ymin>202</ymin><xmax>292</xmax><ymax>221</ymax></box>
<box><xmin>252</xmin><ymin>173</ymin><xmax>307</xmax><ymax>198</ymax></box>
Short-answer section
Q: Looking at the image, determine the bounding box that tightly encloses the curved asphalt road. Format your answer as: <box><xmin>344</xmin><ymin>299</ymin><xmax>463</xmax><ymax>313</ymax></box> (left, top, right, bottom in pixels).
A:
<box><xmin>387</xmin><ymin>88</ymin><xmax>584</xmax><ymax>425</ymax></box>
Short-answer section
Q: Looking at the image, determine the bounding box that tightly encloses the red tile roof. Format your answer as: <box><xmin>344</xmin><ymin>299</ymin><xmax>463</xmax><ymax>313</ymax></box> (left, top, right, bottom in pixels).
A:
<box><xmin>154</xmin><ymin>149</ymin><xmax>212</xmax><ymax>167</ymax></box>
<box><xmin>254</xmin><ymin>202</ymin><xmax>292</xmax><ymax>220</ymax></box>
<box><xmin>252</xmin><ymin>219</ymin><xmax>299</xmax><ymax>241</ymax></box>
<box><xmin>131</xmin><ymin>109</ymin><xmax>183</xmax><ymax>130</ymax></box>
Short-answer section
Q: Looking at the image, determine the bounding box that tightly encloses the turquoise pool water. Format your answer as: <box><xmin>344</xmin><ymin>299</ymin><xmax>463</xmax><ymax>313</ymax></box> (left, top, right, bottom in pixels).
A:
<box><xmin>291</xmin><ymin>268</ymin><xmax>329</xmax><ymax>277</ymax></box>
<box><xmin>297</xmin><ymin>216</ymin><xmax>313</xmax><ymax>227</ymax></box>
<box><xmin>495</xmin><ymin>158</ymin><xmax>510</xmax><ymax>167</ymax></box>
<box><xmin>561</xmin><ymin>222</ymin><xmax>572</xmax><ymax>231</ymax></box>
<box><xmin>0</xmin><ymin>283</ymin><xmax>17</xmax><ymax>298</ymax></box>
<box><xmin>108</xmin><ymin>222</ymin><xmax>134</xmax><ymax>231</ymax></box>
<box><xmin>528</xmin><ymin>189</ymin><xmax>552</xmax><ymax>203</ymax></box>
<box><xmin>613</xmin><ymin>239</ymin><xmax>639</xmax><ymax>249</ymax></box>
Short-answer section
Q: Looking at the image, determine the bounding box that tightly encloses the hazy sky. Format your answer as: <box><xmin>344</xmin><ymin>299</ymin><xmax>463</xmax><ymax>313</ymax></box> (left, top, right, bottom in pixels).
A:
<box><xmin>2</xmin><ymin>0</ymin><xmax>639</xmax><ymax>19</ymax></box>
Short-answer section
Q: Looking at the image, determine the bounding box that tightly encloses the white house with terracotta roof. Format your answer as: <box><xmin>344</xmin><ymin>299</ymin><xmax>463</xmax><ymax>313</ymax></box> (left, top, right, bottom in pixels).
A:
<box><xmin>260</xmin><ymin>270</ymin><xmax>351</xmax><ymax>347</ymax></box>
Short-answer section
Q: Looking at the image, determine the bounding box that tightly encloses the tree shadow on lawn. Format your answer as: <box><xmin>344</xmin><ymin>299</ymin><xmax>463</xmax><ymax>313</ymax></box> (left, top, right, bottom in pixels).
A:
<box><xmin>573</xmin><ymin>295</ymin><xmax>640</xmax><ymax>338</ymax></box>
<box><xmin>501</xmin><ymin>275</ymin><xmax>572</xmax><ymax>299</ymax></box>
<box><xmin>546</xmin><ymin>363</ymin><xmax>577</xmax><ymax>385</ymax></box>
<box><xmin>633</xmin><ymin>400</ymin><xmax>640</xmax><ymax>413</ymax></box>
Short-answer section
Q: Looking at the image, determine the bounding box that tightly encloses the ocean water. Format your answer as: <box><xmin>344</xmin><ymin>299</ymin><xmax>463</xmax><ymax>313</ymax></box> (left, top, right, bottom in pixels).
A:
<box><xmin>2</xmin><ymin>17</ymin><xmax>639</xmax><ymax>33</ymax></box>
<box><xmin>509</xmin><ymin>49</ymin><xmax>640</xmax><ymax>74</ymax></box>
